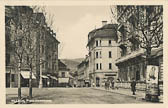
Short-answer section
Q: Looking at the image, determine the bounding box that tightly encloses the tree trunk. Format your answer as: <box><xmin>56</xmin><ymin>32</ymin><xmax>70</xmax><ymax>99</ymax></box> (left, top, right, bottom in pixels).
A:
<box><xmin>18</xmin><ymin>61</ymin><xmax>21</xmax><ymax>99</ymax></box>
<box><xmin>39</xmin><ymin>59</ymin><xmax>43</xmax><ymax>88</ymax></box>
<box><xmin>29</xmin><ymin>67</ymin><xmax>32</xmax><ymax>99</ymax></box>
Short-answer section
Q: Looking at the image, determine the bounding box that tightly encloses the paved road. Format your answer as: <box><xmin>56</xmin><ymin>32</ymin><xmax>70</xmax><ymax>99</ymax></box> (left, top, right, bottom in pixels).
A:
<box><xmin>6</xmin><ymin>88</ymin><xmax>150</xmax><ymax>104</ymax></box>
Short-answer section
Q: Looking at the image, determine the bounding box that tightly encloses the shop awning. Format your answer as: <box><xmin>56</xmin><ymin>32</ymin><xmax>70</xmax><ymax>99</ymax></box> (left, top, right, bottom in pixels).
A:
<box><xmin>50</xmin><ymin>76</ymin><xmax>58</xmax><ymax>80</ymax></box>
<box><xmin>21</xmin><ymin>71</ymin><xmax>36</xmax><ymax>79</ymax></box>
<box><xmin>68</xmin><ymin>74</ymin><xmax>73</xmax><ymax>79</ymax></box>
<box><xmin>41</xmin><ymin>75</ymin><xmax>48</xmax><ymax>79</ymax></box>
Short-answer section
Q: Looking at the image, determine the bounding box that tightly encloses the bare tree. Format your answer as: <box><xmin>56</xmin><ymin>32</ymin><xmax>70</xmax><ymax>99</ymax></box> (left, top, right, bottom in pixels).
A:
<box><xmin>111</xmin><ymin>5</ymin><xmax>163</xmax><ymax>64</ymax></box>
<box><xmin>6</xmin><ymin>6</ymin><xmax>35</xmax><ymax>100</ymax></box>
<box><xmin>6</xmin><ymin>6</ymin><xmax>56</xmax><ymax>100</ymax></box>
<box><xmin>110</xmin><ymin>5</ymin><xmax>163</xmax><ymax>101</ymax></box>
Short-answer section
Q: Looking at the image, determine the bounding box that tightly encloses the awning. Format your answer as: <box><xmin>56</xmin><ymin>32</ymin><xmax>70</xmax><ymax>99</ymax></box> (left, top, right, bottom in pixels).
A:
<box><xmin>50</xmin><ymin>76</ymin><xmax>58</xmax><ymax>80</ymax></box>
<box><xmin>68</xmin><ymin>74</ymin><xmax>73</xmax><ymax>79</ymax></box>
<box><xmin>41</xmin><ymin>75</ymin><xmax>48</xmax><ymax>79</ymax></box>
<box><xmin>21</xmin><ymin>71</ymin><xmax>36</xmax><ymax>79</ymax></box>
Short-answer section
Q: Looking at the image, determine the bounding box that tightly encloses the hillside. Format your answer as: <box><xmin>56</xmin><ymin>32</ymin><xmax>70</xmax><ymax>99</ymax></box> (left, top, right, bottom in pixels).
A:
<box><xmin>61</xmin><ymin>58</ymin><xmax>84</xmax><ymax>73</ymax></box>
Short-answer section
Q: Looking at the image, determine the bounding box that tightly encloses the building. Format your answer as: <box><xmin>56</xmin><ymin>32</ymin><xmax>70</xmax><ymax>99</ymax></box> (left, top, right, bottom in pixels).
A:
<box><xmin>115</xmin><ymin>6</ymin><xmax>163</xmax><ymax>99</ymax></box>
<box><xmin>58</xmin><ymin>60</ymin><xmax>72</xmax><ymax>87</ymax></box>
<box><xmin>87</xmin><ymin>22</ymin><xmax>119</xmax><ymax>87</ymax></box>
<box><xmin>38</xmin><ymin>21</ymin><xmax>60</xmax><ymax>87</ymax></box>
<box><xmin>77</xmin><ymin>55</ymin><xmax>90</xmax><ymax>87</ymax></box>
<box><xmin>5</xmin><ymin>6</ymin><xmax>60</xmax><ymax>88</ymax></box>
<box><xmin>5</xmin><ymin>6</ymin><xmax>38</xmax><ymax>88</ymax></box>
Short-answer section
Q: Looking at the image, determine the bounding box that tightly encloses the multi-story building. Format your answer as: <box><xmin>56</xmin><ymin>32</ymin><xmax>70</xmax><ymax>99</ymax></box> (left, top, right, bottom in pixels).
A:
<box><xmin>87</xmin><ymin>22</ymin><xmax>119</xmax><ymax>87</ymax></box>
<box><xmin>5</xmin><ymin>6</ymin><xmax>60</xmax><ymax>88</ymax></box>
<box><xmin>115</xmin><ymin>6</ymin><xmax>163</xmax><ymax>99</ymax></box>
<box><xmin>77</xmin><ymin>55</ymin><xmax>90</xmax><ymax>87</ymax></box>
<box><xmin>5</xmin><ymin>6</ymin><xmax>37</xmax><ymax>87</ymax></box>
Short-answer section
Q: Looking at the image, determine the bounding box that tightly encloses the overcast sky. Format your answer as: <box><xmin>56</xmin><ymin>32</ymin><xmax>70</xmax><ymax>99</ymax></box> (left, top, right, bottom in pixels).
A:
<box><xmin>45</xmin><ymin>6</ymin><xmax>112</xmax><ymax>59</ymax></box>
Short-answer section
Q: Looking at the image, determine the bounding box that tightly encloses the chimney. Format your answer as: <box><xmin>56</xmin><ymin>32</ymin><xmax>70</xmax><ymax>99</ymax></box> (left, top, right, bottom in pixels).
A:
<box><xmin>102</xmin><ymin>21</ymin><xmax>107</xmax><ymax>26</ymax></box>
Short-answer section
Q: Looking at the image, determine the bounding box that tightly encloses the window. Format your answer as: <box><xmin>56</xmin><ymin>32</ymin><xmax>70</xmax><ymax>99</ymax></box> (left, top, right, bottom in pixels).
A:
<box><xmin>109</xmin><ymin>51</ymin><xmax>112</xmax><ymax>58</ymax></box>
<box><xmin>96</xmin><ymin>52</ymin><xmax>98</xmax><ymax>58</ymax></box>
<box><xmin>96</xmin><ymin>40</ymin><xmax>98</xmax><ymax>47</ymax></box>
<box><xmin>109</xmin><ymin>63</ymin><xmax>112</xmax><ymax>70</ymax></box>
<box><xmin>11</xmin><ymin>74</ymin><xmax>15</xmax><ymax>82</ymax></box>
<box><xmin>100</xmin><ymin>63</ymin><xmax>102</xmax><ymax>70</ymax></box>
<box><xmin>121</xmin><ymin>47</ymin><xmax>127</xmax><ymax>56</ymax></box>
<box><xmin>62</xmin><ymin>72</ymin><xmax>65</xmax><ymax>77</ymax></box>
<box><xmin>100</xmin><ymin>51</ymin><xmax>102</xmax><ymax>58</ymax></box>
<box><xmin>6</xmin><ymin>54</ymin><xmax>10</xmax><ymax>65</ymax></box>
<box><xmin>96</xmin><ymin>63</ymin><xmax>99</xmax><ymax>70</ymax></box>
<box><xmin>109</xmin><ymin>40</ymin><xmax>112</xmax><ymax>46</ymax></box>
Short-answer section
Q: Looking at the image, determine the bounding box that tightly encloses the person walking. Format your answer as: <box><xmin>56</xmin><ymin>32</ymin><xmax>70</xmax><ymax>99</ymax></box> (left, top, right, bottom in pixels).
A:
<box><xmin>111</xmin><ymin>80</ymin><xmax>115</xmax><ymax>89</ymax></box>
<box><xmin>131</xmin><ymin>78</ymin><xmax>136</xmax><ymax>95</ymax></box>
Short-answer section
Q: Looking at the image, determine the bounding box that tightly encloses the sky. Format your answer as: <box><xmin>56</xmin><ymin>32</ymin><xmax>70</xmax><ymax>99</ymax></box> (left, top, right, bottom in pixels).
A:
<box><xmin>45</xmin><ymin>6</ymin><xmax>113</xmax><ymax>59</ymax></box>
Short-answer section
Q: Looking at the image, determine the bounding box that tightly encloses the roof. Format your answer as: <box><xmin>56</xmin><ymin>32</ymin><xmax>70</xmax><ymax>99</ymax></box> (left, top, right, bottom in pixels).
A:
<box><xmin>87</xmin><ymin>24</ymin><xmax>118</xmax><ymax>46</ymax></box>
<box><xmin>58</xmin><ymin>60</ymin><xmax>70</xmax><ymax>71</ymax></box>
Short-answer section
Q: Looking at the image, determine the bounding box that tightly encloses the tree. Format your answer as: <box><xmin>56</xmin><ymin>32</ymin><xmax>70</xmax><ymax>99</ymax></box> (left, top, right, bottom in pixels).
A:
<box><xmin>5</xmin><ymin>6</ymin><xmax>56</xmax><ymax>100</ymax></box>
<box><xmin>111</xmin><ymin>5</ymin><xmax>163</xmax><ymax>101</ymax></box>
<box><xmin>112</xmin><ymin>5</ymin><xmax>163</xmax><ymax>61</ymax></box>
<box><xmin>6</xmin><ymin>6</ymin><xmax>35</xmax><ymax>100</ymax></box>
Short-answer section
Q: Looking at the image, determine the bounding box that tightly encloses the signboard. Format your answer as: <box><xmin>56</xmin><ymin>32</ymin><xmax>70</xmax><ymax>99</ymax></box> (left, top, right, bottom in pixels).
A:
<box><xmin>146</xmin><ymin>65</ymin><xmax>159</xmax><ymax>95</ymax></box>
<box><xmin>58</xmin><ymin>78</ymin><xmax>69</xmax><ymax>83</ymax></box>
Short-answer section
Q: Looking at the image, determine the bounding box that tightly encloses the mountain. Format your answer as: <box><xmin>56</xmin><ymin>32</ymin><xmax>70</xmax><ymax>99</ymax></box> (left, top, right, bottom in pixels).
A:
<box><xmin>60</xmin><ymin>58</ymin><xmax>84</xmax><ymax>73</ymax></box>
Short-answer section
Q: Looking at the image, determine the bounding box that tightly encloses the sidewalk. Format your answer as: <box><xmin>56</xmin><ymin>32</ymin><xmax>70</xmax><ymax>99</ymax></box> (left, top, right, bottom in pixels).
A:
<box><xmin>91</xmin><ymin>87</ymin><xmax>146</xmax><ymax>101</ymax></box>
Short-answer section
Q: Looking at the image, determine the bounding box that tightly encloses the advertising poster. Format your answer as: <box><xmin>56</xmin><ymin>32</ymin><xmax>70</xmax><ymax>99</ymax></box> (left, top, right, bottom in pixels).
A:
<box><xmin>146</xmin><ymin>65</ymin><xmax>159</xmax><ymax>95</ymax></box>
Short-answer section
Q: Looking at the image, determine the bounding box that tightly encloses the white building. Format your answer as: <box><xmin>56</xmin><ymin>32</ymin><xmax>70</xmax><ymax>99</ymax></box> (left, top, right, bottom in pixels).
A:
<box><xmin>87</xmin><ymin>21</ymin><xmax>119</xmax><ymax>87</ymax></box>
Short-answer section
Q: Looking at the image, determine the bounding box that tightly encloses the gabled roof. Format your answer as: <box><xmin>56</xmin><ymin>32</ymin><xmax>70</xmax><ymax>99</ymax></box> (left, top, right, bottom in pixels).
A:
<box><xmin>58</xmin><ymin>59</ymin><xmax>70</xmax><ymax>71</ymax></box>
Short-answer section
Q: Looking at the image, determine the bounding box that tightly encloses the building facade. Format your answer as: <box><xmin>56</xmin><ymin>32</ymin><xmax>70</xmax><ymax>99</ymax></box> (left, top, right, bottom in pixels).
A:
<box><xmin>87</xmin><ymin>22</ymin><xmax>119</xmax><ymax>87</ymax></box>
<box><xmin>115</xmin><ymin>6</ymin><xmax>163</xmax><ymax>99</ymax></box>
<box><xmin>5</xmin><ymin>6</ymin><xmax>60</xmax><ymax>88</ymax></box>
<box><xmin>58</xmin><ymin>60</ymin><xmax>72</xmax><ymax>87</ymax></box>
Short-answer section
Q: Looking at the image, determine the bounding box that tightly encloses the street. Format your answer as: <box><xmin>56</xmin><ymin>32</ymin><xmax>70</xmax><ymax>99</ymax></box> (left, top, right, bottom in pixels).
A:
<box><xmin>6</xmin><ymin>88</ymin><xmax>150</xmax><ymax>104</ymax></box>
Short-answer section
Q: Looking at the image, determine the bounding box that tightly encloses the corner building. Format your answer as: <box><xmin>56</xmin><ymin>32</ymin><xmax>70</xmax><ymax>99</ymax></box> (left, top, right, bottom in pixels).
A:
<box><xmin>87</xmin><ymin>22</ymin><xmax>119</xmax><ymax>87</ymax></box>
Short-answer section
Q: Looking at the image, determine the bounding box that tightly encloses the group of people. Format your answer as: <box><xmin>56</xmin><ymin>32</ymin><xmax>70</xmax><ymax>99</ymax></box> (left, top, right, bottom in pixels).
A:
<box><xmin>104</xmin><ymin>78</ymin><xmax>137</xmax><ymax>95</ymax></box>
<box><xmin>104</xmin><ymin>80</ymin><xmax>115</xmax><ymax>90</ymax></box>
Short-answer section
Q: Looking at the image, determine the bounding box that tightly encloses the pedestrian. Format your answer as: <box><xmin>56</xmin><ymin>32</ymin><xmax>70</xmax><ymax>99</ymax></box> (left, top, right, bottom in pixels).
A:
<box><xmin>48</xmin><ymin>81</ymin><xmax>50</xmax><ymax>87</ymax></box>
<box><xmin>105</xmin><ymin>81</ymin><xmax>107</xmax><ymax>90</ymax></box>
<box><xmin>111</xmin><ymin>81</ymin><xmax>115</xmax><ymax>89</ymax></box>
<box><xmin>92</xmin><ymin>82</ymin><xmax>95</xmax><ymax>87</ymax></box>
<box><xmin>115</xmin><ymin>79</ymin><xmax>119</xmax><ymax>89</ymax></box>
<box><xmin>131</xmin><ymin>78</ymin><xmax>136</xmax><ymax>95</ymax></box>
<box><xmin>107</xmin><ymin>80</ymin><xmax>110</xmax><ymax>90</ymax></box>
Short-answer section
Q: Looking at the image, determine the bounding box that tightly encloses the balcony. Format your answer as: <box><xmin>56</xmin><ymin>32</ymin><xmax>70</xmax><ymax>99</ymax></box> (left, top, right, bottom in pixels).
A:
<box><xmin>116</xmin><ymin>48</ymin><xmax>145</xmax><ymax>64</ymax></box>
